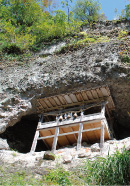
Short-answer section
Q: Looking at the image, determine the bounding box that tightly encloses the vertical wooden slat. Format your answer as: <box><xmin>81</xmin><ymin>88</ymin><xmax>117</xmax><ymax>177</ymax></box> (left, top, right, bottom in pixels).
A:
<box><xmin>52</xmin><ymin>126</ymin><xmax>59</xmax><ymax>153</ymax></box>
<box><xmin>100</xmin><ymin>103</ymin><xmax>105</xmax><ymax>149</ymax></box>
<box><xmin>100</xmin><ymin>119</ymin><xmax>105</xmax><ymax>148</ymax></box>
<box><xmin>77</xmin><ymin>123</ymin><xmax>83</xmax><ymax>150</ymax></box>
<box><xmin>30</xmin><ymin>122</ymin><xmax>41</xmax><ymax>153</ymax></box>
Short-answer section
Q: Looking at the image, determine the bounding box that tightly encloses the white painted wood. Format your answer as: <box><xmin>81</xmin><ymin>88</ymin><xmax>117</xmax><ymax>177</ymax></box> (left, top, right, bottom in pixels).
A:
<box><xmin>52</xmin><ymin>126</ymin><xmax>59</xmax><ymax>153</ymax></box>
<box><xmin>104</xmin><ymin>118</ymin><xmax>111</xmax><ymax>138</ymax></box>
<box><xmin>100</xmin><ymin>119</ymin><xmax>105</xmax><ymax>148</ymax></box>
<box><xmin>39</xmin><ymin>113</ymin><xmax>103</xmax><ymax>130</ymax></box>
<box><xmin>30</xmin><ymin>122</ymin><xmax>41</xmax><ymax>153</ymax></box>
<box><xmin>77</xmin><ymin>123</ymin><xmax>83</xmax><ymax>150</ymax></box>
<box><xmin>101</xmin><ymin>102</ymin><xmax>105</xmax><ymax>116</ymax></box>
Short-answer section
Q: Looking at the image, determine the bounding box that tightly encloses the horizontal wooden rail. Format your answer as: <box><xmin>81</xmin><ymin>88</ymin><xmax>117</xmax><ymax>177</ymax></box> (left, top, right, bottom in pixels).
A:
<box><xmin>38</xmin><ymin>113</ymin><xmax>104</xmax><ymax>131</ymax></box>
<box><xmin>38</xmin><ymin>127</ymin><xmax>101</xmax><ymax>140</ymax></box>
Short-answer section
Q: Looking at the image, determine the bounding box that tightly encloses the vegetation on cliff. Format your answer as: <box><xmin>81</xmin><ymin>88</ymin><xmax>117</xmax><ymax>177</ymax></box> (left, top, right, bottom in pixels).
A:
<box><xmin>0</xmin><ymin>0</ymin><xmax>129</xmax><ymax>61</ymax></box>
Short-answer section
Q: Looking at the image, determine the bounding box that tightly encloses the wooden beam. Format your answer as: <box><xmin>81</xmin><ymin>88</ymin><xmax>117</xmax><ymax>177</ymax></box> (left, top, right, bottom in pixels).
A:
<box><xmin>104</xmin><ymin>118</ymin><xmax>111</xmax><ymax>139</ymax></box>
<box><xmin>38</xmin><ymin>97</ymin><xmax>108</xmax><ymax>112</ymax></box>
<box><xmin>100</xmin><ymin>103</ymin><xmax>106</xmax><ymax>149</ymax></box>
<box><xmin>100</xmin><ymin>119</ymin><xmax>105</xmax><ymax>149</ymax></box>
<box><xmin>43</xmin><ymin>101</ymin><xmax>107</xmax><ymax>116</ymax></box>
<box><xmin>39</xmin><ymin>113</ymin><xmax>103</xmax><ymax>130</ymax></box>
<box><xmin>38</xmin><ymin>127</ymin><xmax>101</xmax><ymax>140</ymax></box>
<box><xmin>52</xmin><ymin>126</ymin><xmax>59</xmax><ymax>153</ymax></box>
<box><xmin>30</xmin><ymin>122</ymin><xmax>41</xmax><ymax>153</ymax></box>
<box><xmin>101</xmin><ymin>102</ymin><xmax>105</xmax><ymax>116</ymax></box>
<box><xmin>77</xmin><ymin>123</ymin><xmax>83</xmax><ymax>151</ymax></box>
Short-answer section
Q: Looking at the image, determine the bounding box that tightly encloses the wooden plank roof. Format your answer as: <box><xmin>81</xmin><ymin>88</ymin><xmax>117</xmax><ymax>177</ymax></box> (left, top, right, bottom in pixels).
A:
<box><xmin>37</xmin><ymin>85</ymin><xmax>115</xmax><ymax>113</ymax></box>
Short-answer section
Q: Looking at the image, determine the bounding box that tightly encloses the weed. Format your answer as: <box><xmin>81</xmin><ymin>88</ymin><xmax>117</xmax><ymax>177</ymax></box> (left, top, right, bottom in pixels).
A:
<box><xmin>75</xmin><ymin>148</ymin><xmax>130</xmax><ymax>185</ymax></box>
<box><xmin>121</xmin><ymin>55</ymin><xmax>130</xmax><ymax>63</ymax></box>
<box><xmin>118</xmin><ymin>30</ymin><xmax>128</xmax><ymax>39</ymax></box>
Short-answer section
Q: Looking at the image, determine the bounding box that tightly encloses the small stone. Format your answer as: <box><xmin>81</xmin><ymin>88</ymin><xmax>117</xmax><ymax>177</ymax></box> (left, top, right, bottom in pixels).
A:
<box><xmin>78</xmin><ymin>153</ymin><xmax>87</xmax><ymax>158</ymax></box>
<box><xmin>43</xmin><ymin>151</ymin><xmax>55</xmax><ymax>161</ymax></box>
<box><xmin>125</xmin><ymin>143</ymin><xmax>130</xmax><ymax>151</ymax></box>
<box><xmin>63</xmin><ymin>155</ymin><xmax>72</xmax><ymax>164</ymax></box>
<box><xmin>0</xmin><ymin>138</ymin><xmax>10</xmax><ymax>150</ymax></box>
<box><xmin>91</xmin><ymin>143</ymin><xmax>100</xmax><ymax>152</ymax></box>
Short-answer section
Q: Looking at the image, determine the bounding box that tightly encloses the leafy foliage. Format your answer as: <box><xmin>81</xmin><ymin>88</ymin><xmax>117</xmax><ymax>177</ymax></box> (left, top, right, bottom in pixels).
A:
<box><xmin>0</xmin><ymin>0</ymin><xmax>82</xmax><ymax>55</ymax></box>
<box><xmin>43</xmin><ymin>168</ymin><xmax>72</xmax><ymax>185</ymax></box>
<box><xmin>73</xmin><ymin>0</ymin><xmax>101</xmax><ymax>23</ymax></box>
<box><xmin>125</xmin><ymin>3</ymin><xmax>130</xmax><ymax>20</ymax></box>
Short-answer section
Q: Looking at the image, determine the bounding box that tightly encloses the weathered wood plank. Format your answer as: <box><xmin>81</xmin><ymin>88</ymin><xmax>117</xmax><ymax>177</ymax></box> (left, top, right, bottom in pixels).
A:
<box><xmin>77</xmin><ymin>123</ymin><xmax>83</xmax><ymax>150</ymax></box>
<box><xmin>100</xmin><ymin>119</ymin><xmax>105</xmax><ymax>148</ymax></box>
<box><xmin>69</xmin><ymin>94</ymin><xmax>78</xmax><ymax>103</ymax></box>
<box><xmin>39</xmin><ymin>113</ymin><xmax>103</xmax><ymax>130</ymax></box>
<box><xmin>52</xmin><ymin>127</ymin><xmax>59</xmax><ymax>152</ymax></box>
<box><xmin>30</xmin><ymin>122</ymin><xmax>41</xmax><ymax>153</ymax></box>
<box><xmin>37</xmin><ymin>97</ymin><xmax>107</xmax><ymax>113</ymax></box>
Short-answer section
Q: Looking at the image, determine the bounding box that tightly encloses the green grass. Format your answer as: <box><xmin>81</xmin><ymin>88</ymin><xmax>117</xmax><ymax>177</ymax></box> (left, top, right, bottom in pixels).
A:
<box><xmin>74</xmin><ymin>148</ymin><xmax>130</xmax><ymax>185</ymax></box>
<box><xmin>0</xmin><ymin>169</ymin><xmax>43</xmax><ymax>186</ymax></box>
<box><xmin>55</xmin><ymin>35</ymin><xmax>110</xmax><ymax>54</ymax></box>
<box><xmin>0</xmin><ymin>149</ymin><xmax>130</xmax><ymax>185</ymax></box>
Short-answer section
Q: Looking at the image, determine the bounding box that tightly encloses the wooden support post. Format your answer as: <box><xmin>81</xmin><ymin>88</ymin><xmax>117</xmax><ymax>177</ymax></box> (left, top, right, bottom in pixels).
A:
<box><xmin>101</xmin><ymin>102</ymin><xmax>105</xmax><ymax>117</ymax></box>
<box><xmin>100</xmin><ymin>119</ymin><xmax>105</xmax><ymax>149</ymax></box>
<box><xmin>30</xmin><ymin>115</ymin><xmax>43</xmax><ymax>154</ymax></box>
<box><xmin>30</xmin><ymin>122</ymin><xmax>41</xmax><ymax>153</ymax></box>
<box><xmin>77</xmin><ymin>111</ymin><xmax>83</xmax><ymax>151</ymax></box>
<box><xmin>77</xmin><ymin>123</ymin><xmax>83</xmax><ymax>150</ymax></box>
<box><xmin>52</xmin><ymin>126</ymin><xmax>59</xmax><ymax>153</ymax></box>
<box><xmin>100</xmin><ymin>103</ymin><xmax>105</xmax><ymax>149</ymax></box>
<box><xmin>52</xmin><ymin>116</ymin><xmax>59</xmax><ymax>153</ymax></box>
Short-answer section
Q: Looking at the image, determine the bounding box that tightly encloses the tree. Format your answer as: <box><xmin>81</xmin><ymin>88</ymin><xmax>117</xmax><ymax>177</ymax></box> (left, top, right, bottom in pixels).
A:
<box><xmin>61</xmin><ymin>0</ymin><xmax>73</xmax><ymax>22</ymax></box>
<box><xmin>0</xmin><ymin>0</ymin><xmax>43</xmax><ymax>26</ymax></box>
<box><xmin>72</xmin><ymin>0</ymin><xmax>101</xmax><ymax>23</ymax></box>
<box><xmin>125</xmin><ymin>3</ymin><xmax>130</xmax><ymax>19</ymax></box>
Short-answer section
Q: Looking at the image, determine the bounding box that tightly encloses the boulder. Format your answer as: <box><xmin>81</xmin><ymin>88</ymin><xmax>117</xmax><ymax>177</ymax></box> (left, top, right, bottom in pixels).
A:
<box><xmin>91</xmin><ymin>143</ymin><xmax>100</xmax><ymax>152</ymax></box>
<box><xmin>0</xmin><ymin>138</ymin><xmax>9</xmax><ymax>150</ymax></box>
<box><xmin>43</xmin><ymin>151</ymin><xmax>55</xmax><ymax>161</ymax></box>
<box><xmin>63</xmin><ymin>155</ymin><xmax>72</xmax><ymax>164</ymax></box>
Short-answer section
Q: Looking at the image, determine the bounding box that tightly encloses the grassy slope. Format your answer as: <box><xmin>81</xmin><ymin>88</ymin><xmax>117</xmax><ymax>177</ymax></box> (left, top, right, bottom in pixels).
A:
<box><xmin>0</xmin><ymin>149</ymin><xmax>130</xmax><ymax>185</ymax></box>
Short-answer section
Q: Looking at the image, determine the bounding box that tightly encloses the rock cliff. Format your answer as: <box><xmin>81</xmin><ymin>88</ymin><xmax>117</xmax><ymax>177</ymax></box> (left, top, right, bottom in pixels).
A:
<box><xmin>0</xmin><ymin>20</ymin><xmax>130</xmax><ymax>142</ymax></box>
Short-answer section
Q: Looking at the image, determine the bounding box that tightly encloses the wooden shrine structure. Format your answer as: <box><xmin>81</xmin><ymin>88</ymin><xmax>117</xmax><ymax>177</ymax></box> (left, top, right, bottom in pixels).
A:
<box><xmin>30</xmin><ymin>85</ymin><xmax>115</xmax><ymax>153</ymax></box>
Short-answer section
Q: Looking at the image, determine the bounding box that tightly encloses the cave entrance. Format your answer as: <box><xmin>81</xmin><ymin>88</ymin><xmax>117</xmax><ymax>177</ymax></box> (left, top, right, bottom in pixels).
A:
<box><xmin>31</xmin><ymin>85</ymin><xmax>115</xmax><ymax>153</ymax></box>
<box><xmin>0</xmin><ymin>114</ymin><xmax>48</xmax><ymax>153</ymax></box>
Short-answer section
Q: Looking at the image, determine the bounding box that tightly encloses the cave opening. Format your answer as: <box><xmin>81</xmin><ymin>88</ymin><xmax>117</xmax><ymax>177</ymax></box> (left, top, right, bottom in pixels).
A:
<box><xmin>0</xmin><ymin>114</ymin><xmax>48</xmax><ymax>153</ymax></box>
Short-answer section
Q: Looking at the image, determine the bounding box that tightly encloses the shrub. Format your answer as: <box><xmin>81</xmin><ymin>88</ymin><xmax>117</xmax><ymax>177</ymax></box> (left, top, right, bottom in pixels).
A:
<box><xmin>2</xmin><ymin>44</ymin><xmax>23</xmax><ymax>55</ymax></box>
<box><xmin>43</xmin><ymin>168</ymin><xmax>72</xmax><ymax>185</ymax></box>
<box><xmin>118</xmin><ymin>30</ymin><xmax>128</xmax><ymax>39</ymax></box>
<box><xmin>76</xmin><ymin>148</ymin><xmax>130</xmax><ymax>185</ymax></box>
<box><xmin>121</xmin><ymin>55</ymin><xmax>130</xmax><ymax>63</ymax></box>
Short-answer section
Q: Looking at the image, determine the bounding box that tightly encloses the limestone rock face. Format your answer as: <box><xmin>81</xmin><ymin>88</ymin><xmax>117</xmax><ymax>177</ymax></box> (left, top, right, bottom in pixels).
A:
<box><xmin>91</xmin><ymin>143</ymin><xmax>100</xmax><ymax>152</ymax></box>
<box><xmin>0</xmin><ymin>138</ymin><xmax>9</xmax><ymax>150</ymax></box>
<box><xmin>0</xmin><ymin>20</ymin><xmax>130</xmax><ymax>138</ymax></box>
